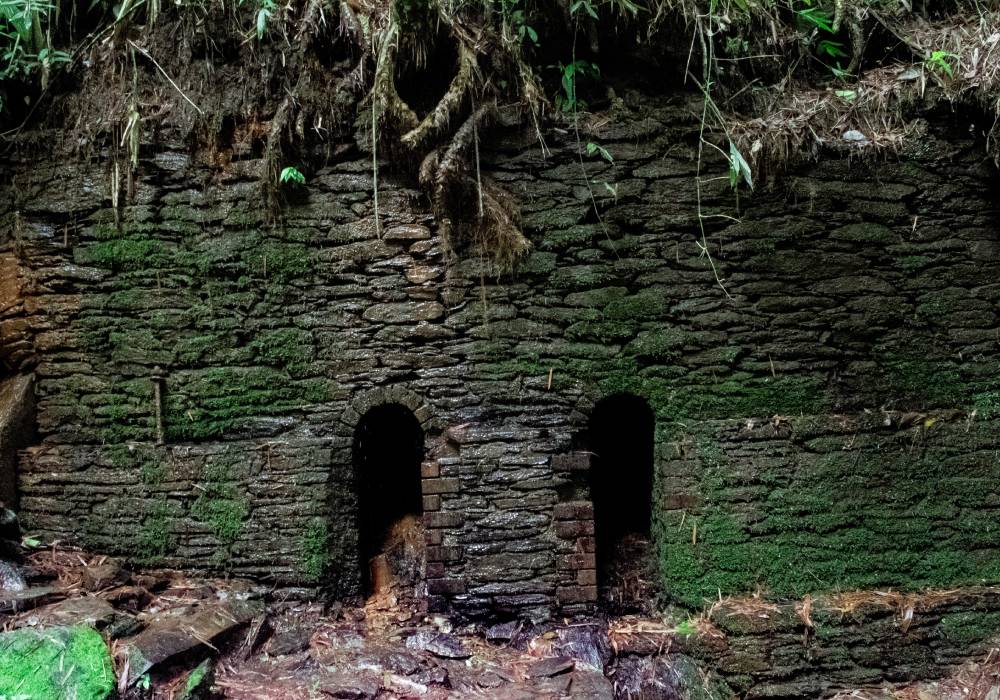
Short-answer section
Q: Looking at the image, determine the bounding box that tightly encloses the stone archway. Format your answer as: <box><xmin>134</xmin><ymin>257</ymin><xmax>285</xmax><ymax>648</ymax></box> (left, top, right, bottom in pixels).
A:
<box><xmin>340</xmin><ymin>385</ymin><xmax>443</xmax><ymax>600</ymax></box>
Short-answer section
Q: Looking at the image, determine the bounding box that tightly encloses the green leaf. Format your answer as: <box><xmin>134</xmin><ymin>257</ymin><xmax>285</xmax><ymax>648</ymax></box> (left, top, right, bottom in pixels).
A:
<box><xmin>256</xmin><ymin>6</ymin><xmax>271</xmax><ymax>40</ymax></box>
<box><xmin>728</xmin><ymin>141</ymin><xmax>753</xmax><ymax>191</ymax></box>
<box><xmin>585</xmin><ymin>141</ymin><xmax>614</xmax><ymax>163</ymax></box>
<box><xmin>279</xmin><ymin>166</ymin><xmax>306</xmax><ymax>185</ymax></box>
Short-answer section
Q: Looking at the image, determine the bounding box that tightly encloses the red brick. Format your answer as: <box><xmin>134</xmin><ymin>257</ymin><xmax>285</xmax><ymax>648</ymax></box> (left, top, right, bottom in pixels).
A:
<box><xmin>426</xmin><ymin>545</ymin><xmax>463</xmax><ymax>563</ymax></box>
<box><xmin>553</xmin><ymin>501</ymin><xmax>594</xmax><ymax>520</ymax></box>
<box><xmin>422</xmin><ymin>477</ymin><xmax>461</xmax><ymax>495</ymax></box>
<box><xmin>557</xmin><ymin>585</ymin><xmax>598</xmax><ymax>604</ymax></box>
<box><xmin>551</xmin><ymin>453</ymin><xmax>591</xmax><ymax>472</ymax></box>
<box><xmin>421</xmin><ymin>461</ymin><xmax>440</xmax><ymax>478</ymax></box>
<box><xmin>424</xmin><ymin>511</ymin><xmax>464</xmax><ymax>528</ymax></box>
<box><xmin>558</xmin><ymin>553</ymin><xmax>596</xmax><ymax>571</ymax></box>
<box><xmin>422</xmin><ymin>495</ymin><xmax>441</xmax><ymax>512</ymax></box>
<box><xmin>427</xmin><ymin>578</ymin><xmax>466</xmax><ymax>595</ymax></box>
<box><xmin>555</xmin><ymin>520</ymin><xmax>595</xmax><ymax>539</ymax></box>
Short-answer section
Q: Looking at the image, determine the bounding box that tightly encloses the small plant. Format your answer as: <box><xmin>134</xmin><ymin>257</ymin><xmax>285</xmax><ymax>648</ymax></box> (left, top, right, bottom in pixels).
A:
<box><xmin>925</xmin><ymin>50</ymin><xmax>957</xmax><ymax>78</ymax></box>
<box><xmin>279</xmin><ymin>166</ymin><xmax>306</xmax><ymax>185</ymax></box>
<box><xmin>237</xmin><ymin>0</ymin><xmax>277</xmax><ymax>40</ymax></box>
<box><xmin>585</xmin><ymin>141</ymin><xmax>613</xmax><ymax>163</ymax></box>
<box><xmin>555</xmin><ymin>59</ymin><xmax>599</xmax><ymax>113</ymax></box>
<box><xmin>727</xmin><ymin>141</ymin><xmax>753</xmax><ymax>190</ymax></box>
<box><xmin>500</xmin><ymin>0</ymin><xmax>538</xmax><ymax>45</ymax></box>
<box><xmin>675</xmin><ymin>619</ymin><xmax>698</xmax><ymax>636</ymax></box>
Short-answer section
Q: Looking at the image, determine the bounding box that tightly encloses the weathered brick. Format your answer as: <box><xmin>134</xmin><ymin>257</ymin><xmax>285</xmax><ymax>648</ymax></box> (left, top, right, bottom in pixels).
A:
<box><xmin>426</xmin><ymin>562</ymin><xmax>446</xmax><ymax>578</ymax></box>
<box><xmin>425</xmin><ymin>529</ymin><xmax>442</xmax><ymax>546</ymax></box>
<box><xmin>420</xmin><ymin>461</ymin><xmax>440</xmax><ymax>478</ymax></box>
<box><xmin>551</xmin><ymin>453</ymin><xmax>591</xmax><ymax>472</ymax></box>
<box><xmin>426</xmin><ymin>545</ymin><xmax>463</xmax><ymax>563</ymax></box>
<box><xmin>424</xmin><ymin>511</ymin><xmax>464</xmax><ymax>528</ymax></box>
<box><xmin>553</xmin><ymin>501</ymin><xmax>594</xmax><ymax>520</ymax></box>
<box><xmin>577</xmin><ymin>569</ymin><xmax>597</xmax><ymax>586</ymax></box>
<box><xmin>556</xmin><ymin>585</ymin><xmax>597</xmax><ymax>604</ymax></box>
<box><xmin>422</xmin><ymin>477</ymin><xmax>461</xmax><ymax>495</ymax></box>
<box><xmin>427</xmin><ymin>577</ymin><xmax>466</xmax><ymax>595</ymax></box>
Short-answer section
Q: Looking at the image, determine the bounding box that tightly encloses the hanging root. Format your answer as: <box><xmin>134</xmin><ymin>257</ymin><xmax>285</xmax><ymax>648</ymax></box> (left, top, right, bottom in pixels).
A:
<box><xmin>400</xmin><ymin>38</ymin><xmax>479</xmax><ymax>151</ymax></box>
<box><xmin>370</xmin><ymin>17</ymin><xmax>419</xmax><ymax>134</ymax></box>
<box><xmin>428</xmin><ymin>103</ymin><xmax>530</xmax><ymax>269</ymax></box>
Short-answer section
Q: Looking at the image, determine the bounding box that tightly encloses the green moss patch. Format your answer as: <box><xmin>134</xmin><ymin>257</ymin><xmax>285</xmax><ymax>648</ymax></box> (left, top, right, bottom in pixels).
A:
<box><xmin>299</xmin><ymin>518</ymin><xmax>331</xmax><ymax>584</ymax></box>
<box><xmin>0</xmin><ymin>626</ymin><xmax>114</xmax><ymax>700</ymax></box>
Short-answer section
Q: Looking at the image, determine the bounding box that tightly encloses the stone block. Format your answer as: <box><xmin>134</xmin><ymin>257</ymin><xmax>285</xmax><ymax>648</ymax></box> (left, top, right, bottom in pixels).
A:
<box><xmin>577</xmin><ymin>569</ymin><xmax>597</xmax><ymax>586</ymax></box>
<box><xmin>555</xmin><ymin>520</ymin><xmax>595</xmax><ymax>539</ymax></box>
<box><xmin>426</xmin><ymin>545</ymin><xmax>463</xmax><ymax>563</ymax></box>
<box><xmin>421</xmin><ymin>461</ymin><xmax>440</xmax><ymax>478</ymax></box>
<box><xmin>558</xmin><ymin>553</ymin><xmax>596</xmax><ymax>571</ymax></box>
<box><xmin>425</xmin><ymin>529</ymin><xmax>442</xmax><ymax>546</ymax></box>
<box><xmin>426</xmin><ymin>562</ymin><xmax>446</xmax><ymax>578</ymax></box>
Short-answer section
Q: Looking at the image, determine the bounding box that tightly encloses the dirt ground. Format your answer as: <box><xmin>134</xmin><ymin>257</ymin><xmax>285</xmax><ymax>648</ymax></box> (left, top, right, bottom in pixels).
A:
<box><xmin>2</xmin><ymin>544</ymin><xmax>1000</xmax><ymax>699</ymax></box>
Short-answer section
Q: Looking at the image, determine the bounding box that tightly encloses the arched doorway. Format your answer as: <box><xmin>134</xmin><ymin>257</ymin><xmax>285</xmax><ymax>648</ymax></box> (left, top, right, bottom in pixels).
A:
<box><xmin>353</xmin><ymin>403</ymin><xmax>425</xmax><ymax>597</ymax></box>
<box><xmin>589</xmin><ymin>393</ymin><xmax>655</xmax><ymax>611</ymax></box>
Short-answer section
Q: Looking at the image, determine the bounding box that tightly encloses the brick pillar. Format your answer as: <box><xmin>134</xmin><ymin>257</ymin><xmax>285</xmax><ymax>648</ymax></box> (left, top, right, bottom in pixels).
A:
<box><xmin>421</xmin><ymin>458</ymin><xmax>465</xmax><ymax>609</ymax></box>
<box><xmin>554</xmin><ymin>500</ymin><xmax>598</xmax><ymax>608</ymax></box>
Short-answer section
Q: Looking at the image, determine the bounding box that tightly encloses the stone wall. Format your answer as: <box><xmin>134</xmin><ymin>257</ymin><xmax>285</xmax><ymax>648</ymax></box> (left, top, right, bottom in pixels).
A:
<box><xmin>2</xmin><ymin>94</ymin><xmax>1000</xmax><ymax>617</ymax></box>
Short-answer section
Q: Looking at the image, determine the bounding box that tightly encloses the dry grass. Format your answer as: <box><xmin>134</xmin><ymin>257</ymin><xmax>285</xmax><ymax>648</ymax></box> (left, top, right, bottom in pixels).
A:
<box><xmin>728</xmin><ymin>9</ymin><xmax>1000</xmax><ymax>171</ymax></box>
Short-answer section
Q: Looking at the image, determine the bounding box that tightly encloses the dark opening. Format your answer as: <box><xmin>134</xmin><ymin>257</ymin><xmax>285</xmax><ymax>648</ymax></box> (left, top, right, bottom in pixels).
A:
<box><xmin>589</xmin><ymin>393</ymin><xmax>655</xmax><ymax>611</ymax></box>
<box><xmin>352</xmin><ymin>403</ymin><xmax>424</xmax><ymax>597</ymax></box>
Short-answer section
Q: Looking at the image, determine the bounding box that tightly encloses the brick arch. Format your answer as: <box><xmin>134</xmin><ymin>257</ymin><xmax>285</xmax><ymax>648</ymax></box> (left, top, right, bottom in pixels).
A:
<box><xmin>338</xmin><ymin>385</ymin><xmax>441</xmax><ymax>436</ymax></box>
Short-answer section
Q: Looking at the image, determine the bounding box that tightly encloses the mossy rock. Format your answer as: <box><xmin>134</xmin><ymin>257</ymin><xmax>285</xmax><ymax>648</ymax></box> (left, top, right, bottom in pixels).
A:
<box><xmin>0</xmin><ymin>625</ymin><xmax>114</xmax><ymax>700</ymax></box>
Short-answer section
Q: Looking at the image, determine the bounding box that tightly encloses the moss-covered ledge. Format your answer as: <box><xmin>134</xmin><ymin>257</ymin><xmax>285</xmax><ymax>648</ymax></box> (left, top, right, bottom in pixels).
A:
<box><xmin>614</xmin><ymin>587</ymin><xmax>1000</xmax><ymax>698</ymax></box>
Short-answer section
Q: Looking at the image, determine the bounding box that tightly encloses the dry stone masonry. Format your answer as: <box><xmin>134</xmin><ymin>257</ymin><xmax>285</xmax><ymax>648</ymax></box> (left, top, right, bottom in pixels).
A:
<box><xmin>2</xmin><ymin>94</ymin><xmax>1000</xmax><ymax>622</ymax></box>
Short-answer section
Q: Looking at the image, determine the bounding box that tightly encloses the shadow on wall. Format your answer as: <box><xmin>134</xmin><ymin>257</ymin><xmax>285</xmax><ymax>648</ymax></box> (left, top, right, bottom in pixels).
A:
<box><xmin>352</xmin><ymin>403</ymin><xmax>425</xmax><ymax>597</ymax></box>
<box><xmin>0</xmin><ymin>374</ymin><xmax>34</xmax><ymax>509</ymax></box>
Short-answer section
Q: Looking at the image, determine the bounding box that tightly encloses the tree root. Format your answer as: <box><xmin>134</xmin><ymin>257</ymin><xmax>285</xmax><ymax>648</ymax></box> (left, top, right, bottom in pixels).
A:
<box><xmin>400</xmin><ymin>39</ymin><xmax>478</xmax><ymax>151</ymax></box>
<box><xmin>427</xmin><ymin>103</ymin><xmax>530</xmax><ymax>269</ymax></box>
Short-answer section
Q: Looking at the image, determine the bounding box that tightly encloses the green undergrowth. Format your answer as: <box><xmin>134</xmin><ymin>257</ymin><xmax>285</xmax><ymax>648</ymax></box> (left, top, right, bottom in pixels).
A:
<box><xmin>0</xmin><ymin>626</ymin><xmax>114</xmax><ymax>700</ymax></box>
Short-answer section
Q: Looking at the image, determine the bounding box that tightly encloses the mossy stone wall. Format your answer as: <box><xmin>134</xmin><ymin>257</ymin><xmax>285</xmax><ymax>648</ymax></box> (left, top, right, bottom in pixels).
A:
<box><xmin>656</xmin><ymin>413</ymin><xmax>1000</xmax><ymax>606</ymax></box>
<box><xmin>3</xmin><ymin>94</ymin><xmax>1000</xmax><ymax>615</ymax></box>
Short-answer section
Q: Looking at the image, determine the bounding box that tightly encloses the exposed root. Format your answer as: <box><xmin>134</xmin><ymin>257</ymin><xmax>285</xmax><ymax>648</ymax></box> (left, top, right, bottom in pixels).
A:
<box><xmin>424</xmin><ymin>103</ymin><xmax>530</xmax><ymax>271</ymax></box>
<box><xmin>400</xmin><ymin>38</ymin><xmax>479</xmax><ymax>152</ymax></box>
